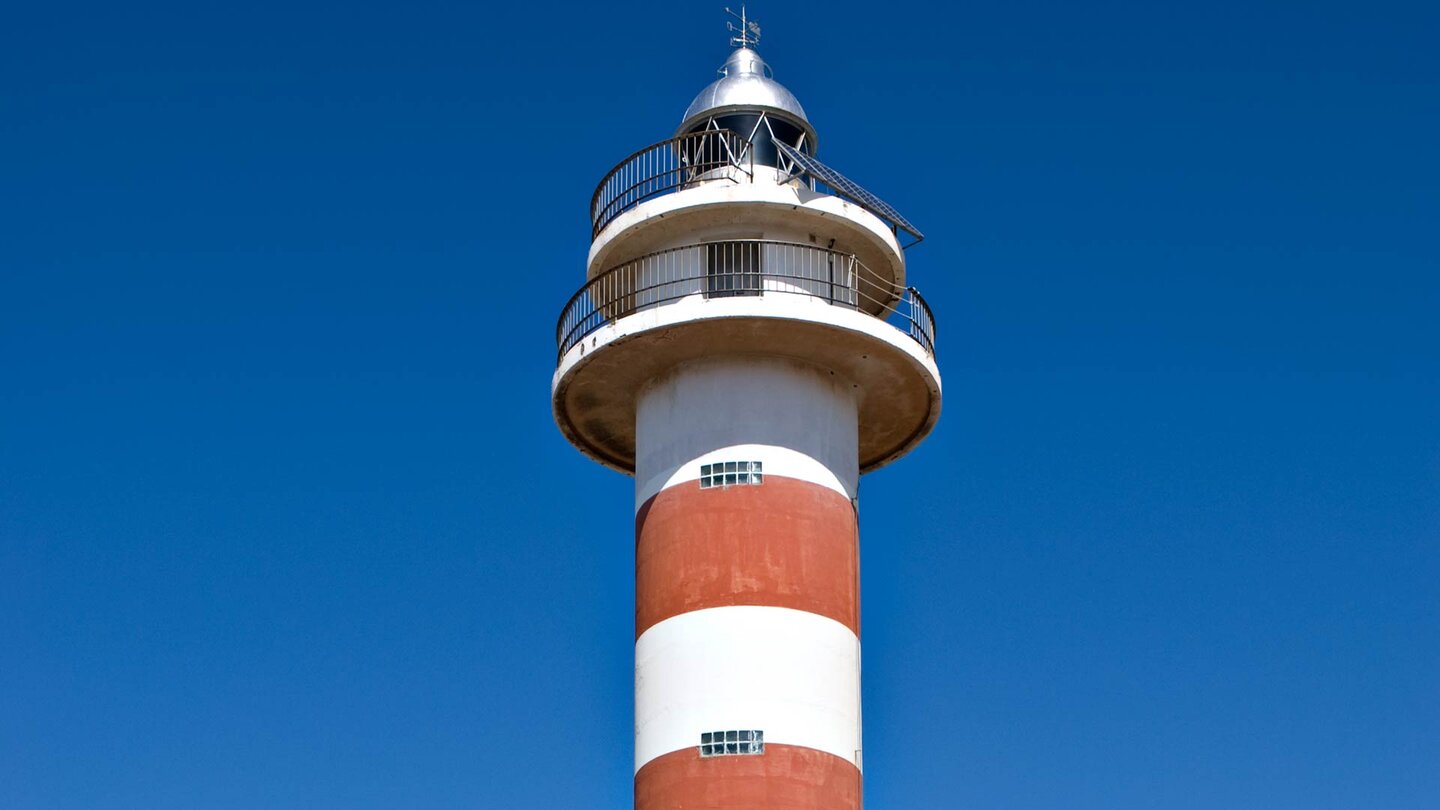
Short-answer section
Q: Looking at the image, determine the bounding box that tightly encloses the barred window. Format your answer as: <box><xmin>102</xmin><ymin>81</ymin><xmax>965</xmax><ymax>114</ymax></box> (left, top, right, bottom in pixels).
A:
<box><xmin>700</xmin><ymin>729</ymin><xmax>764</xmax><ymax>757</ymax></box>
<box><xmin>705</xmin><ymin>241</ymin><xmax>762</xmax><ymax>298</ymax></box>
<box><xmin>699</xmin><ymin>461</ymin><xmax>763</xmax><ymax>489</ymax></box>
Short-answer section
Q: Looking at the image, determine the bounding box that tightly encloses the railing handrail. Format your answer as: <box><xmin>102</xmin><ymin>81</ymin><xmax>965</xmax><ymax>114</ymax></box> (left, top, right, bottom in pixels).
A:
<box><xmin>903</xmin><ymin>285</ymin><xmax>938</xmax><ymax>356</ymax></box>
<box><xmin>589</xmin><ymin>129</ymin><xmax>754</xmax><ymax>238</ymax></box>
<box><xmin>555</xmin><ymin>239</ymin><xmax>935</xmax><ymax>361</ymax></box>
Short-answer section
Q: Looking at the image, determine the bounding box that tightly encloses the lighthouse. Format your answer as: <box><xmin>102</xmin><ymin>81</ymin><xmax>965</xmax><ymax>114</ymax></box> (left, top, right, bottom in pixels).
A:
<box><xmin>551</xmin><ymin>11</ymin><xmax>941</xmax><ymax>809</ymax></box>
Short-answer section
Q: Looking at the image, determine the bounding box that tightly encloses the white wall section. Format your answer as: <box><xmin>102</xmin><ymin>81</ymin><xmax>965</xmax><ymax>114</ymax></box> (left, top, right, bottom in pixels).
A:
<box><xmin>635</xmin><ymin>443</ymin><xmax>853</xmax><ymax>510</ymax></box>
<box><xmin>634</xmin><ymin>606</ymin><xmax>862</xmax><ymax>773</ymax></box>
<box><xmin>635</xmin><ymin>356</ymin><xmax>859</xmax><ymax>508</ymax></box>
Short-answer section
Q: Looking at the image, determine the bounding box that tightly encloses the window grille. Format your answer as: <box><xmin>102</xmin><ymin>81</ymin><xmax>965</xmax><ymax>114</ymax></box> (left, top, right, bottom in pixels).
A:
<box><xmin>699</xmin><ymin>461</ymin><xmax>763</xmax><ymax>489</ymax></box>
<box><xmin>705</xmin><ymin>241</ymin><xmax>762</xmax><ymax>298</ymax></box>
<box><xmin>700</xmin><ymin>729</ymin><xmax>764</xmax><ymax>757</ymax></box>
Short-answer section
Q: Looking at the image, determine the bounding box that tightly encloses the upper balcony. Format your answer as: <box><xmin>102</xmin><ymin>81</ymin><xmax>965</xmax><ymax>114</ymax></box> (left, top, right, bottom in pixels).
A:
<box><xmin>592</xmin><ymin>130</ymin><xmax>750</xmax><ymax>239</ymax></box>
<box><xmin>587</xmin><ymin>131</ymin><xmax>922</xmax><ymax>287</ymax></box>
<box><xmin>592</xmin><ymin>129</ymin><xmax>923</xmax><ymax>245</ymax></box>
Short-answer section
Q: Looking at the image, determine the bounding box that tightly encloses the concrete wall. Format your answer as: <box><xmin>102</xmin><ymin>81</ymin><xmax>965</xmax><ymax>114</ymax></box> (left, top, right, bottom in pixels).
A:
<box><xmin>632</xmin><ymin>355</ymin><xmax>864</xmax><ymax>808</ymax></box>
<box><xmin>635</xmin><ymin>356</ymin><xmax>859</xmax><ymax>506</ymax></box>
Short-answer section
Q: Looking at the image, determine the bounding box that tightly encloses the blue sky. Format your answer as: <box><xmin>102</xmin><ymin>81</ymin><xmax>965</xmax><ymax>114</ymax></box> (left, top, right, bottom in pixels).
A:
<box><xmin>2</xmin><ymin>1</ymin><xmax>1436</xmax><ymax>807</ymax></box>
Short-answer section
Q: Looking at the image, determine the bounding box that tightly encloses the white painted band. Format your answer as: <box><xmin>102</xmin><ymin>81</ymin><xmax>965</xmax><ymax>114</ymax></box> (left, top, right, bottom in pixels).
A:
<box><xmin>634</xmin><ymin>605</ymin><xmax>862</xmax><ymax>774</ymax></box>
<box><xmin>635</xmin><ymin>443</ymin><xmax>851</xmax><ymax>509</ymax></box>
<box><xmin>634</xmin><ymin>356</ymin><xmax>860</xmax><ymax>511</ymax></box>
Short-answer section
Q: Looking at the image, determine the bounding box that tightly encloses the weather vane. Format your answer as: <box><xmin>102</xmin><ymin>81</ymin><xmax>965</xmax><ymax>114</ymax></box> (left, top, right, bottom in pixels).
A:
<box><xmin>726</xmin><ymin>6</ymin><xmax>761</xmax><ymax>49</ymax></box>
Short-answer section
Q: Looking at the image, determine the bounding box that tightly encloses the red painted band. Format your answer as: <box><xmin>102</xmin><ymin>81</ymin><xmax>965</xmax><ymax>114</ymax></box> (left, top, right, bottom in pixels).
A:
<box><xmin>635</xmin><ymin>742</ymin><xmax>861</xmax><ymax>810</ymax></box>
<box><xmin>635</xmin><ymin>475</ymin><xmax>859</xmax><ymax>638</ymax></box>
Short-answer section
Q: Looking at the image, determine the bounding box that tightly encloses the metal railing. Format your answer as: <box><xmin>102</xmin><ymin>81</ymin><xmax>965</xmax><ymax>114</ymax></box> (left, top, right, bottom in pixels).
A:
<box><xmin>556</xmin><ymin>240</ymin><xmax>936</xmax><ymax>360</ymax></box>
<box><xmin>590</xmin><ymin>130</ymin><xmax>753</xmax><ymax>238</ymax></box>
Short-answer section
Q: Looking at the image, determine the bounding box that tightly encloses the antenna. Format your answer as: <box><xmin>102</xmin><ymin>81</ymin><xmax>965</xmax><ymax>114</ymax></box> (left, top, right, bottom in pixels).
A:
<box><xmin>725</xmin><ymin>6</ymin><xmax>762</xmax><ymax>49</ymax></box>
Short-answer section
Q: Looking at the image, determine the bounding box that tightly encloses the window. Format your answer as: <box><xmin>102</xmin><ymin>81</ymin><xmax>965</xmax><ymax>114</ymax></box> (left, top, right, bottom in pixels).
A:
<box><xmin>705</xmin><ymin>241</ymin><xmax>762</xmax><ymax>298</ymax></box>
<box><xmin>699</xmin><ymin>461</ymin><xmax>763</xmax><ymax>489</ymax></box>
<box><xmin>700</xmin><ymin>730</ymin><xmax>764</xmax><ymax>757</ymax></box>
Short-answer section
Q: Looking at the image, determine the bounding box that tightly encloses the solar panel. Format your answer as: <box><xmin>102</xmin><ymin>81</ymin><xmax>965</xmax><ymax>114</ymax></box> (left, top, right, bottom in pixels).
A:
<box><xmin>776</xmin><ymin>141</ymin><xmax>924</xmax><ymax>246</ymax></box>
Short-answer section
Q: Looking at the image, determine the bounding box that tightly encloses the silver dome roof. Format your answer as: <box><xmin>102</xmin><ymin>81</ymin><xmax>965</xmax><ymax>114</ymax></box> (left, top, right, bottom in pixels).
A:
<box><xmin>677</xmin><ymin>48</ymin><xmax>815</xmax><ymax>140</ymax></box>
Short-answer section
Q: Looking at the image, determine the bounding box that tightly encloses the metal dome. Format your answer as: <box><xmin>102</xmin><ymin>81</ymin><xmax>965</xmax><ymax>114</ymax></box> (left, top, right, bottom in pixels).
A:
<box><xmin>676</xmin><ymin>48</ymin><xmax>815</xmax><ymax>143</ymax></box>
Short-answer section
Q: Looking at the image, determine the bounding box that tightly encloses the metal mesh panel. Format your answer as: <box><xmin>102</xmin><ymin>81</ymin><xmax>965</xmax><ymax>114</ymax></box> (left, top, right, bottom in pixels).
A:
<box><xmin>775</xmin><ymin>141</ymin><xmax>923</xmax><ymax>245</ymax></box>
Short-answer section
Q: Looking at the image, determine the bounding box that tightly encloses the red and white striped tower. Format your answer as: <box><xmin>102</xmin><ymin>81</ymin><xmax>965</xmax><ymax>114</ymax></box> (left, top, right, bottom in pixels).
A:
<box><xmin>553</xmin><ymin>15</ymin><xmax>940</xmax><ymax>809</ymax></box>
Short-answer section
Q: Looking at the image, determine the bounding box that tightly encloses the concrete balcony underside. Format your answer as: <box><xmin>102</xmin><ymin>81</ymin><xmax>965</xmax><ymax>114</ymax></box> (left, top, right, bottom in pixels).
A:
<box><xmin>551</xmin><ymin>296</ymin><xmax>942</xmax><ymax>475</ymax></box>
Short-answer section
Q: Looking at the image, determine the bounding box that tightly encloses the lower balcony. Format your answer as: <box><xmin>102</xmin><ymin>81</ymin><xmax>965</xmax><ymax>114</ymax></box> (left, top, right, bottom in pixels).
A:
<box><xmin>551</xmin><ymin>240</ymin><xmax>941</xmax><ymax>474</ymax></box>
<box><xmin>557</xmin><ymin>240</ymin><xmax>935</xmax><ymax>362</ymax></box>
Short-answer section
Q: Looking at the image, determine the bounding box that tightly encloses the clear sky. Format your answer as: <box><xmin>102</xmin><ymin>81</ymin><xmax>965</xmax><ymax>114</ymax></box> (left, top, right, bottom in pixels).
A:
<box><xmin>2</xmin><ymin>1</ymin><xmax>1436</xmax><ymax>808</ymax></box>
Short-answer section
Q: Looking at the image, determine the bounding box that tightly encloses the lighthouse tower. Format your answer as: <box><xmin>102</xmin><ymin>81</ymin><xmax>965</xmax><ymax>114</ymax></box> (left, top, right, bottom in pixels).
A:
<box><xmin>552</xmin><ymin>12</ymin><xmax>941</xmax><ymax>809</ymax></box>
